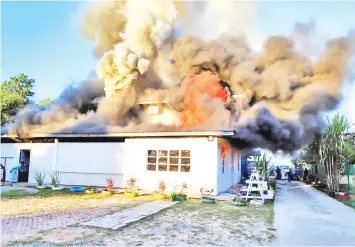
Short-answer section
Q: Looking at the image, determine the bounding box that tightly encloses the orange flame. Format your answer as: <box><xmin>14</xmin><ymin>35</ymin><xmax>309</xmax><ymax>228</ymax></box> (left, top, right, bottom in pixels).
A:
<box><xmin>222</xmin><ymin>144</ymin><xmax>229</xmax><ymax>161</ymax></box>
<box><xmin>180</xmin><ymin>71</ymin><xmax>228</xmax><ymax>128</ymax></box>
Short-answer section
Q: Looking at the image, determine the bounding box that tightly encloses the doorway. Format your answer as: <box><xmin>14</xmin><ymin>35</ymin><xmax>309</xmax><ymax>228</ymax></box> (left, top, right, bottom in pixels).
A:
<box><xmin>18</xmin><ymin>150</ymin><xmax>30</xmax><ymax>182</ymax></box>
<box><xmin>1</xmin><ymin>157</ymin><xmax>14</xmax><ymax>183</ymax></box>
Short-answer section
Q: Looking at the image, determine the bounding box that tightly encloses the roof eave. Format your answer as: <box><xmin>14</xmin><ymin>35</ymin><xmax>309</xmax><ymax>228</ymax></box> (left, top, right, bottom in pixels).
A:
<box><xmin>1</xmin><ymin>130</ymin><xmax>236</xmax><ymax>139</ymax></box>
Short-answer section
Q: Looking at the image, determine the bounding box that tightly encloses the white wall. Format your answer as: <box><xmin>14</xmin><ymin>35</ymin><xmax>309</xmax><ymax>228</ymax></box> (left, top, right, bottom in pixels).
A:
<box><xmin>1</xmin><ymin>143</ymin><xmax>55</xmax><ymax>184</ymax></box>
<box><xmin>124</xmin><ymin>137</ymin><xmax>218</xmax><ymax>195</ymax></box>
<box><xmin>216</xmin><ymin>138</ymin><xmax>241</xmax><ymax>194</ymax></box>
<box><xmin>1</xmin><ymin>137</ymin><xmax>222</xmax><ymax>193</ymax></box>
<box><xmin>56</xmin><ymin>142</ymin><xmax>125</xmax><ymax>187</ymax></box>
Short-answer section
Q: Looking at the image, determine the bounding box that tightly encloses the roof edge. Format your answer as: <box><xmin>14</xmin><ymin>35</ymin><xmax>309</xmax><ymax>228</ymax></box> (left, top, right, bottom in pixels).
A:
<box><xmin>1</xmin><ymin>130</ymin><xmax>236</xmax><ymax>139</ymax></box>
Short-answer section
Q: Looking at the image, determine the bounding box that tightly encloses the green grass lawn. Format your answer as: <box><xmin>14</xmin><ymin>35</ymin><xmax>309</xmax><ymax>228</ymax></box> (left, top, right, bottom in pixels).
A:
<box><xmin>1</xmin><ymin>188</ymin><xmax>74</xmax><ymax>199</ymax></box>
<box><xmin>340</xmin><ymin>199</ymin><xmax>355</xmax><ymax>209</ymax></box>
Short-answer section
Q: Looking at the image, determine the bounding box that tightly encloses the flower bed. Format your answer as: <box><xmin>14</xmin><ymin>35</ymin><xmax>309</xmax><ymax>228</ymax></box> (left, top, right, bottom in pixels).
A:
<box><xmin>124</xmin><ymin>192</ymin><xmax>138</xmax><ymax>198</ymax></box>
<box><xmin>153</xmin><ymin>194</ymin><xmax>167</xmax><ymax>200</ymax></box>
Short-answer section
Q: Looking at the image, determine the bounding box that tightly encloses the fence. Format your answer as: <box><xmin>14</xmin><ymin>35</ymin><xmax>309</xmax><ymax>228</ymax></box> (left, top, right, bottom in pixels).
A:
<box><xmin>346</xmin><ymin>164</ymin><xmax>355</xmax><ymax>195</ymax></box>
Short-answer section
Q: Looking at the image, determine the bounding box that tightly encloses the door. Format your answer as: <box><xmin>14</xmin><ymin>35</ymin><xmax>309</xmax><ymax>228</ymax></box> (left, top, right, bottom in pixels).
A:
<box><xmin>18</xmin><ymin>150</ymin><xmax>31</xmax><ymax>182</ymax></box>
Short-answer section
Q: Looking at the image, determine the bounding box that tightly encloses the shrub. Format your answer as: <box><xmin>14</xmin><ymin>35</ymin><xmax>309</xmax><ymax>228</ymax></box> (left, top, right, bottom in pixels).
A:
<box><xmin>125</xmin><ymin>177</ymin><xmax>138</xmax><ymax>194</ymax></box>
<box><xmin>106</xmin><ymin>178</ymin><xmax>114</xmax><ymax>192</ymax></box>
<box><xmin>173</xmin><ymin>182</ymin><xmax>188</xmax><ymax>196</ymax></box>
<box><xmin>51</xmin><ymin>171</ymin><xmax>60</xmax><ymax>186</ymax></box>
<box><xmin>170</xmin><ymin>191</ymin><xmax>178</xmax><ymax>201</ymax></box>
<box><xmin>200</xmin><ymin>188</ymin><xmax>214</xmax><ymax>199</ymax></box>
<box><xmin>35</xmin><ymin>171</ymin><xmax>45</xmax><ymax>186</ymax></box>
<box><xmin>158</xmin><ymin>180</ymin><xmax>166</xmax><ymax>194</ymax></box>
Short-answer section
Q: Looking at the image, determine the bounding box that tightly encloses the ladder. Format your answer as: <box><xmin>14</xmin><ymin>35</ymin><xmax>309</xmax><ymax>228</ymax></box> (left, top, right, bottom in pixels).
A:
<box><xmin>244</xmin><ymin>172</ymin><xmax>265</xmax><ymax>202</ymax></box>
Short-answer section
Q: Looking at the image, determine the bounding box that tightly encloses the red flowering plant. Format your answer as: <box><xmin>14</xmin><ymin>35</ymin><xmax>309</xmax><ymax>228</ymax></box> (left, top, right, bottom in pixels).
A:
<box><xmin>153</xmin><ymin>180</ymin><xmax>167</xmax><ymax>199</ymax></box>
<box><xmin>124</xmin><ymin>177</ymin><xmax>138</xmax><ymax>197</ymax></box>
<box><xmin>106</xmin><ymin>178</ymin><xmax>114</xmax><ymax>192</ymax></box>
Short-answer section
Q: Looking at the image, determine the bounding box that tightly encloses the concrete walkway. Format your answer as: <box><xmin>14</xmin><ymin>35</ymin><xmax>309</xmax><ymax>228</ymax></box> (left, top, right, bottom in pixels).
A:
<box><xmin>0</xmin><ymin>185</ymin><xmax>38</xmax><ymax>194</ymax></box>
<box><xmin>82</xmin><ymin>200</ymin><xmax>177</xmax><ymax>230</ymax></box>
<box><xmin>274</xmin><ymin>180</ymin><xmax>355</xmax><ymax>246</ymax></box>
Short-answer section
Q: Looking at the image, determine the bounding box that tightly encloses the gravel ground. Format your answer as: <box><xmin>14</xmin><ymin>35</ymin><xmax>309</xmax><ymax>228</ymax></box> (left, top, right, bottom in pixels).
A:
<box><xmin>1</xmin><ymin>193</ymin><xmax>156</xmax><ymax>246</ymax></box>
<box><xmin>6</xmin><ymin>200</ymin><xmax>275</xmax><ymax>246</ymax></box>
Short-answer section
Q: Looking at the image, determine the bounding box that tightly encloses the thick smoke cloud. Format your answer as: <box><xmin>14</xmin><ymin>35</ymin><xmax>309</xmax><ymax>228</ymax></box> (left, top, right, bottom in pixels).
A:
<box><xmin>3</xmin><ymin>0</ymin><xmax>354</xmax><ymax>153</ymax></box>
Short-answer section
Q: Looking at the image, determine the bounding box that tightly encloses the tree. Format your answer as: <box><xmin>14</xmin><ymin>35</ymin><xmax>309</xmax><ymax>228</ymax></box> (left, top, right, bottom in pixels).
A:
<box><xmin>253</xmin><ymin>153</ymin><xmax>272</xmax><ymax>180</ymax></box>
<box><xmin>300</xmin><ymin>134</ymin><xmax>321</xmax><ymax>165</ymax></box>
<box><xmin>0</xmin><ymin>74</ymin><xmax>35</xmax><ymax>126</ymax></box>
<box><xmin>38</xmin><ymin>97</ymin><xmax>54</xmax><ymax>109</ymax></box>
<box><xmin>319</xmin><ymin>114</ymin><xmax>353</xmax><ymax>195</ymax></box>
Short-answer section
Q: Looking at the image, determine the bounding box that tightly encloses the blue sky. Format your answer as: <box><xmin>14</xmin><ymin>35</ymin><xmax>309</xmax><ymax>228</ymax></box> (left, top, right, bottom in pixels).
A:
<box><xmin>1</xmin><ymin>1</ymin><xmax>355</xmax><ymax>121</ymax></box>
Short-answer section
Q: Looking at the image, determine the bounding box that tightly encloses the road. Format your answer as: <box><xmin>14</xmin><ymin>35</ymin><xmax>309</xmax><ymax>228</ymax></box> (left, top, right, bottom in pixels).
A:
<box><xmin>273</xmin><ymin>180</ymin><xmax>355</xmax><ymax>246</ymax></box>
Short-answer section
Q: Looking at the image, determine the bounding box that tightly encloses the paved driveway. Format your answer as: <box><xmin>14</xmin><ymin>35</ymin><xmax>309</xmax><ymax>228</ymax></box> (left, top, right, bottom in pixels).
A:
<box><xmin>273</xmin><ymin>180</ymin><xmax>355</xmax><ymax>246</ymax></box>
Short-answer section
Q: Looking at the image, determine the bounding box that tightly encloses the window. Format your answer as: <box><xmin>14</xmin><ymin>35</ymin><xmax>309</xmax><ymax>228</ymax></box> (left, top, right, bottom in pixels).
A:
<box><xmin>169</xmin><ymin>150</ymin><xmax>179</xmax><ymax>171</ymax></box>
<box><xmin>158</xmin><ymin>150</ymin><xmax>168</xmax><ymax>171</ymax></box>
<box><xmin>146</xmin><ymin>149</ymin><xmax>191</xmax><ymax>172</ymax></box>
<box><xmin>180</xmin><ymin>150</ymin><xmax>191</xmax><ymax>172</ymax></box>
<box><xmin>147</xmin><ymin>150</ymin><xmax>157</xmax><ymax>171</ymax></box>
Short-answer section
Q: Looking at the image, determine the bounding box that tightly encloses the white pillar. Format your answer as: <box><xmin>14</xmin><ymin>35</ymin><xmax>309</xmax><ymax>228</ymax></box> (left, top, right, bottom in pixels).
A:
<box><xmin>53</xmin><ymin>139</ymin><xmax>58</xmax><ymax>171</ymax></box>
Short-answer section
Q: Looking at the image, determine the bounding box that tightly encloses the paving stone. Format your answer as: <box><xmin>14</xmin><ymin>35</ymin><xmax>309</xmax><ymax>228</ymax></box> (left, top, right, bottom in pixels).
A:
<box><xmin>82</xmin><ymin>200</ymin><xmax>177</xmax><ymax>230</ymax></box>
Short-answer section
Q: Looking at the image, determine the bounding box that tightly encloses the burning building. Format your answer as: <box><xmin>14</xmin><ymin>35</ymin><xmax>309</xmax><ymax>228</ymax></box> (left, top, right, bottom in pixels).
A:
<box><xmin>1</xmin><ymin>0</ymin><xmax>354</xmax><ymax>194</ymax></box>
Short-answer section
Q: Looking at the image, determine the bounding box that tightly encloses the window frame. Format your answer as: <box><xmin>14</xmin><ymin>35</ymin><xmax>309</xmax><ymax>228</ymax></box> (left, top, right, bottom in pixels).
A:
<box><xmin>146</xmin><ymin>149</ymin><xmax>191</xmax><ymax>172</ymax></box>
<box><xmin>147</xmin><ymin>150</ymin><xmax>158</xmax><ymax>171</ymax></box>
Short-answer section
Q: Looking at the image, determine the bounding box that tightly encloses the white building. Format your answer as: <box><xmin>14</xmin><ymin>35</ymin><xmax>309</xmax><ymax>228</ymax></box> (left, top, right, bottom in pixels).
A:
<box><xmin>0</xmin><ymin>131</ymin><xmax>242</xmax><ymax>195</ymax></box>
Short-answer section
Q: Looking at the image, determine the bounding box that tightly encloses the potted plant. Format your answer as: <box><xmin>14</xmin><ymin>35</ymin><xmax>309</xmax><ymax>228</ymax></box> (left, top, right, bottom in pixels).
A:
<box><xmin>153</xmin><ymin>180</ymin><xmax>167</xmax><ymax>200</ymax></box>
<box><xmin>231</xmin><ymin>197</ymin><xmax>247</xmax><ymax>206</ymax></box>
<box><xmin>200</xmin><ymin>188</ymin><xmax>215</xmax><ymax>204</ymax></box>
<box><xmin>102</xmin><ymin>178</ymin><xmax>114</xmax><ymax>195</ymax></box>
<box><xmin>51</xmin><ymin>171</ymin><xmax>64</xmax><ymax>191</ymax></box>
<box><xmin>124</xmin><ymin>178</ymin><xmax>138</xmax><ymax>198</ymax></box>
<box><xmin>171</xmin><ymin>183</ymin><xmax>187</xmax><ymax>201</ymax></box>
<box><xmin>35</xmin><ymin>171</ymin><xmax>46</xmax><ymax>189</ymax></box>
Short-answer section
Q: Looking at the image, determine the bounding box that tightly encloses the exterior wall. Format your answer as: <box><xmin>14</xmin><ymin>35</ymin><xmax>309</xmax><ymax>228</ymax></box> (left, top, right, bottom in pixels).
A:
<box><xmin>216</xmin><ymin>138</ymin><xmax>241</xmax><ymax>194</ymax></box>
<box><xmin>123</xmin><ymin>137</ymin><xmax>218</xmax><ymax>195</ymax></box>
<box><xmin>1</xmin><ymin>136</ymin><xmax>222</xmax><ymax>194</ymax></box>
<box><xmin>55</xmin><ymin>142</ymin><xmax>125</xmax><ymax>187</ymax></box>
<box><xmin>1</xmin><ymin>143</ymin><xmax>56</xmax><ymax>184</ymax></box>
